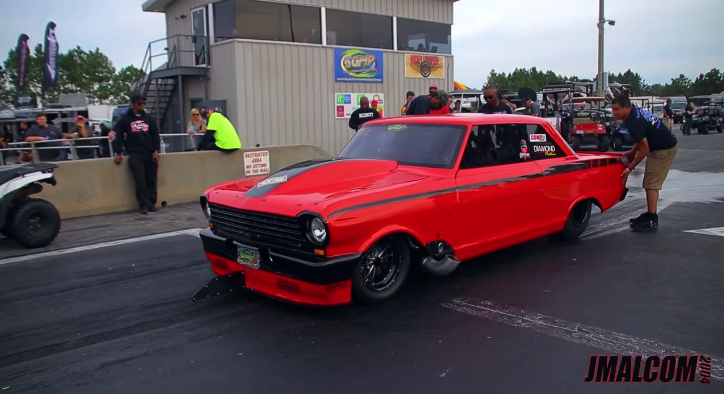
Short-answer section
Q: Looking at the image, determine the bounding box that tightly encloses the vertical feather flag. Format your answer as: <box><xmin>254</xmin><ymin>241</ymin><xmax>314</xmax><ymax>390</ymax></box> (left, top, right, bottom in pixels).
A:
<box><xmin>15</xmin><ymin>34</ymin><xmax>30</xmax><ymax>92</ymax></box>
<box><xmin>42</xmin><ymin>21</ymin><xmax>59</xmax><ymax>94</ymax></box>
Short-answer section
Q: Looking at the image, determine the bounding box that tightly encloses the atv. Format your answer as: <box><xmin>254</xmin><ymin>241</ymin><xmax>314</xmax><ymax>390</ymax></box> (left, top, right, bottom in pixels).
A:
<box><xmin>0</xmin><ymin>163</ymin><xmax>61</xmax><ymax>248</ymax></box>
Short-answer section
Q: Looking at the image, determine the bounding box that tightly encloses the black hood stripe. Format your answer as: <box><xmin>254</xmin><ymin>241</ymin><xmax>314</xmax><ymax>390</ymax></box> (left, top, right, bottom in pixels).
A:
<box><xmin>245</xmin><ymin>158</ymin><xmax>385</xmax><ymax>198</ymax></box>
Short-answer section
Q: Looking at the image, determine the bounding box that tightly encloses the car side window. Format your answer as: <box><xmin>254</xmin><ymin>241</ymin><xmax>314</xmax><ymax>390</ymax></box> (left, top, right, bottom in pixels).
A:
<box><xmin>459</xmin><ymin>123</ymin><xmax>531</xmax><ymax>170</ymax></box>
<box><xmin>525</xmin><ymin>124</ymin><xmax>565</xmax><ymax>160</ymax></box>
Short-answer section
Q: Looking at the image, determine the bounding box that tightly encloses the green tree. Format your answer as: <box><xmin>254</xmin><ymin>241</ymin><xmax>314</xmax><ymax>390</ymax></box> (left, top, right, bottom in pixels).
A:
<box><xmin>690</xmin><ymin>68</ymin><xmax>724</xmax><ymax>96</ymax></box>
<box><xmin>109</xmin><ymin>65</ymin><xmax>144</xmax><ymax>104</ymax></box>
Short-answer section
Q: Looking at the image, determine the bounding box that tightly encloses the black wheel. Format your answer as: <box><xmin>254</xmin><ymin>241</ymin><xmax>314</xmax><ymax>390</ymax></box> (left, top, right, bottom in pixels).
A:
<box><xmin>613</xmin><ymin>137</ymin><xmax>623</xmax><ymax>151</ymax></box>
<box><xmin>8</xmin><ymin>198</ymin><xmax>61</xmax><ymax>248</ymax></box>
<box><xmin>572</xmin><ymin>136</ymin><xmax>582</xmax><ymax>151</ymax></box>
<box><xmin>551</xmin><ymin>200</ymin><xmax>592</xmax><ymax>241</ymax></box>
<box><xmin>352</xmin><ymin>235</ymin><xmax>411</xmax><ymax>304</ymax></box>
<box><xmin>598</xmin><ymin>135</ymin><xmax>610</xmax><ymax>152</ymax></box>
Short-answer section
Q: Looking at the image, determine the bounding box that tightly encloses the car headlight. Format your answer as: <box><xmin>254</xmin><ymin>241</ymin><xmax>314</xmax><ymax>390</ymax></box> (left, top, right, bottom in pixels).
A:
<box><xmin>200</xmin><ymin>194</ymin><xmax>211</xmax><ymax>220</ymax></box>
<box><xmin>307</xmin><ymin>216</ymin><xmax>328</xmax><ymax>245</ymax></box>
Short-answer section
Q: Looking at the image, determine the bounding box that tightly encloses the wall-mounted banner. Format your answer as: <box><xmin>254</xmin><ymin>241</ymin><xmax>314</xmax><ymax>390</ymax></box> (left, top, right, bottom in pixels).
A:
<box><xmin>334</xmin><ymin>93</ymin><xmax>385</xmax><ymax>119</ymax></box>
<box><xmin>42</xmin><ymin>21</ymin><xmax>59</xmax><ymax>94</ymax></box>
<box><xmin>405</xmin><ymin>54</ymin><xmax>445</xmax><ymax>79</ymax></box>
<box><xmin>15</xmin><ymin>34</ymin><xmax>30</xmax><ymax>93</ymax></box>
<box><xmin>334</xmin><ymin>48</ymin><xmax>384</xmax><ymax>83</ymax></box>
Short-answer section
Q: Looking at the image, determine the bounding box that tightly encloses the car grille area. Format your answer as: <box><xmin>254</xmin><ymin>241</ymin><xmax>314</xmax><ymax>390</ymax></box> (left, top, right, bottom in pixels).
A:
<box><xmin>208</xmin><ymin>203</ymin><xmax>313</xmax><ymax>251</ymax></box>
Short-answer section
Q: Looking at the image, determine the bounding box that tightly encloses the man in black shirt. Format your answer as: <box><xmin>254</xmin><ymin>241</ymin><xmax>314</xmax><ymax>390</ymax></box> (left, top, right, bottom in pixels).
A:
<box><xmin>405</xmin><ymin>89</ymin><xmax>449</xmax><ymax>115</ymax></box>
<box><xmin>349</xmin><ymin>97</ymin><xmax>380</xmax><ymax>131</ymax></box>
<box><xmin>612</xmin><ymin>95</ymin><xmax>678</xmax><ymax>231</ymax></box>
<box><xmin>477</xmin><ymin>86</ymin><xmax>513</xmax><ymax>114</ymax></box>
<box><xmin>113</xmin><ymin>94</ymin><xmax>161</xmax><ymax>214</ymax></box>
<box><xmin>662</xmin><ymin>99</ymin><xmax>674</xmax><ymax>131</ymax></box>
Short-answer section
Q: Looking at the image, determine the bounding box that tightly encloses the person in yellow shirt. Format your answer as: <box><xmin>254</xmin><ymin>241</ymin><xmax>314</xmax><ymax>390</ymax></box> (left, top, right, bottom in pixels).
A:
<box><xmin>400</xmin><ymin>91</ymin><xmax>415</xmax><ymax>115</ymax></box>
<box><xmin>197</xmin><ymin>107</ymin><xmax>242</xmax><ymax>152</ymax></box>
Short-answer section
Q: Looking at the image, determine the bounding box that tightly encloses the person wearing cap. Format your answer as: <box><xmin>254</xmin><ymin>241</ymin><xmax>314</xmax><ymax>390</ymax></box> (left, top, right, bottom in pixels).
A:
<box><xmin>112</xmin><ymin>94</ymin><xmax>162</xmax><ymax>214</ymax></box>
<box><xmin>349</xmin><ymin>97</ymin><xmax>380</xmax><ymax>131</ymax></box>
<box><xmin>404</xmin><ymin>89</ymin><xmax>449</xmax><ymax>115</ymax></box>
<box><xmin>371</xmin><ymin>100</ymin><xmax>383</xmax><ymax>118</ymax></box>
<box><xmin>197</xmin><ymin>107</ymin><xmax>242</xmax><ymax>151</ymax></box>
<box><xmin>521</xmin><ymin>96</ymin><xmax>541</xmax><ymax>117</ymax></box>
<box><xmin>65</xmin><ymin>115</ymin><xmax>95</xmax><ymax>159</ymax></box>
<box><xmin>429</xmin><ymin>84</ymin><xmax>439</xmax><ymax>94</ymax></box>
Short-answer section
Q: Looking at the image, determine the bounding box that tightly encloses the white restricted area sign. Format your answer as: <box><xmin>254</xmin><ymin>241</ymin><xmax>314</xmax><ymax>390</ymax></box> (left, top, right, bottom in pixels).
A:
<box><xmin>244</xmin><ymin>150</ymin><xmax>271</xmax><ymax>176</ymax></box>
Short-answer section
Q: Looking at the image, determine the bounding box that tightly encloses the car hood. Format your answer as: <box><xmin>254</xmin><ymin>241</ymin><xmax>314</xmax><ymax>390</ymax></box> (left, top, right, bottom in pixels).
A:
<box><xmin>207</xmin><ymin>158</ymin><xmax>435</xmax><ymax>217</ymax></box>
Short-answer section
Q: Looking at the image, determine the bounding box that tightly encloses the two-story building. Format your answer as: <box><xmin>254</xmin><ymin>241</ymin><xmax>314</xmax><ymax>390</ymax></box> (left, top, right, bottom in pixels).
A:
<box><xmin>140</xmin><ymin>0</ymin><xmax>460</xmax><ymax>155</ymax></box>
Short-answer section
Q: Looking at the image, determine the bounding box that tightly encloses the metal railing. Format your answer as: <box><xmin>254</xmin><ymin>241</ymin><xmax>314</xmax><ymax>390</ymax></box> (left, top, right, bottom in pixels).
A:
<box><xmin>0</xmin><ymin>134</ymin><xmax>211</xmax><ymax>166</ymax></box>
<box><xmin>133</xmin><ymin>34</ymin><xmax>211</xmax><ymax>95</ymax></box>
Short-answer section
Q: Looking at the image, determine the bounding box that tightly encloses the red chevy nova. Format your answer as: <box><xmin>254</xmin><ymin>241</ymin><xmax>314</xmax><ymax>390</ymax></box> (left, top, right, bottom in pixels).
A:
<box><xmin>193</xmin><ymin>114</ymin><xmax>630</xmax><ymax>306</ymax></box>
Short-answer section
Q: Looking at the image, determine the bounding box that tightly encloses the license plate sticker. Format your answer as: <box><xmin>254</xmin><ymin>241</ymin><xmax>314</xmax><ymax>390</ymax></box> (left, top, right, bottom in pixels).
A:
<box><xmin>235</xmin><ymin>243</ymin><xmax>260</xmax><ymax>270</ymax></box>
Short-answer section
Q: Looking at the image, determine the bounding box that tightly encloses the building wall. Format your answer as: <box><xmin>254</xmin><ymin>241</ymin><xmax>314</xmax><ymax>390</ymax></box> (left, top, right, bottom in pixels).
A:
<box><xmin>208</xmin><ymin>39</ymin><xmax>454</xmax><ymax>156</ymax></box>
<box><xmin>163</xmin><ymin>0</ymin><xmax>455</xmax><ymax>38</ymax></box>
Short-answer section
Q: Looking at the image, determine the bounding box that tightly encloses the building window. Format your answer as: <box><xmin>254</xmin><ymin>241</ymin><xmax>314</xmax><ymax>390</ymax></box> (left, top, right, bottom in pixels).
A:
<box><xmin>213</xmin><ymin>0</ymin><xmax>235</xmax><ymax>42</ymax></box>
<box><xmin>396</xmin><ymin>18</ymin><xmax>451</xmax><ymax>54</ymax></box>
<box><xmin>325</xmin><ymin>9</ymin><xmax>393</xmax><ymax>50</ymax></box>
<box><xmin>213</xmin><ymin>0</ymin><xmax>322</xmax><ymax>44</ymax></box>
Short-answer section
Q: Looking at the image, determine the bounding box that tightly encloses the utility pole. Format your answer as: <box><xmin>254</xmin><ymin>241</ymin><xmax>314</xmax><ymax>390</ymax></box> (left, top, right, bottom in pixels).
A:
<box><xmin>596</xmin><ymin>0</ymin><xmax>605</xmax><ymax>97</ymax></box>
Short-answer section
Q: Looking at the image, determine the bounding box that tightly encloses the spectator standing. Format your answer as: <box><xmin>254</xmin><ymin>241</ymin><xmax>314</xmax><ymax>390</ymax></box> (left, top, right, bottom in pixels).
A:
<box><xmin>522</xmin><ymin>97</ymin><xmax>541</xmax><ymax>117</ymax></box>
<box><xmin>349</xmin><ymin>97</ymin><xmax>380</xmax><ymax>131</ymax></box>
<box><xmin>405</xmin><ymin>90</ymin><xmax>449</xmax><ymax>115</ymax></box>
<box><xmin>682</xmin><ymin>101</ymin><xmax>695</xmax><ymax>136</ymax></box>
<box><xmin>112</xmin><ymin>94</ymin><xmax>161</xmax><ymax>214</ymax></box>
<box><xmin>477</xmin><ymin>86</ymin><xmax>514</xmax><ymax>114</ymax></box>
<box><xmin>197</xmin><ymin>107</ymin><xmax>242</xmax><ymax>151</ymax></box>
<box><xmin>66</xmin><ymin>115</ymin><xmax>95</xmax><ymax>159</ymax></box>
<box><xmin>662</xmin><ymin>99</ymin><xmax>674</xmax><ymax>131</ymax></box>
<box><xmin>24</xmin><ymin>113</ymin><xmax>65</xmax><ymax>162</ymax></box>
<box><xmin>400</xmin><ymin>91</ymin><xmax>415</xmax><ymax>115</ymax></box>
<box><xmin>612</xmin><ymin>95</ymin><xmax>678</xmax><ymax>231</ymax></box>
<box><xmin>371</xmin><ymin>100</ymin><xmax>383</xmax><ymax>118</ymax></box>
<box><xmin>98</xmin><ymin>123</ymin><xmax>112</xmax><ymax>157</ymax></box>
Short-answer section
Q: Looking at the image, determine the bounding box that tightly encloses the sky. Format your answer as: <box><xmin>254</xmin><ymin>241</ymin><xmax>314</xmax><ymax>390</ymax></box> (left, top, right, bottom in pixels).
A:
<box><xmin>1</xmin><ymin>0</ymin><xmax>722</xmax><ymax>89</ymax></box>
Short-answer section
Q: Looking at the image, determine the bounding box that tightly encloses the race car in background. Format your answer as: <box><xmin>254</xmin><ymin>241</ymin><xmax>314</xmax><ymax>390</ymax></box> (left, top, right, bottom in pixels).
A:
<box><xmin>193</xmin><ymin>114</ymin><xmax>630</xmax><ymax>306</ymax></box>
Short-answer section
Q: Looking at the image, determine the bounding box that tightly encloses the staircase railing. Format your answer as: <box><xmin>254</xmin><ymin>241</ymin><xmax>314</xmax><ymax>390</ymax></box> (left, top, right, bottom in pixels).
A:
<box><xmin>131</xmin><ymin>34</ymin><xmax>210</xmax><ymax>97</ymax></box>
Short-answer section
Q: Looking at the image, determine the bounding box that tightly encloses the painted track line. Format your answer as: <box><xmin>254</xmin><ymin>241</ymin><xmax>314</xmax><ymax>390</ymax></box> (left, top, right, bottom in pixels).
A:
<box><xmin>0</xmin><ymin>228</ymin><xmax>203</xmax><ymax>266</ymax></box>
<box><xmin>442</xmin><ymin>297</ymin><xmax>723</xmax><ymax>382</ymax></box>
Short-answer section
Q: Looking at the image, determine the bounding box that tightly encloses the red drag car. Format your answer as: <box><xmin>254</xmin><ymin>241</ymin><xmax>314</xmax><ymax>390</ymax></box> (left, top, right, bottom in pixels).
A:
<box><xmin>193</xmin><ymin>114</ymin><xmax>629</xmax><ymax>306</ymax></box>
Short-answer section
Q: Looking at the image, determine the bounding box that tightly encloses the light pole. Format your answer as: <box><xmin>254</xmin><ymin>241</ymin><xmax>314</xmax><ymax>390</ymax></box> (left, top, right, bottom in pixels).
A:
<box><xmin>596</xmin><ymin>0</ymin><xmax>615</xmax><ymax>97</ymax></box>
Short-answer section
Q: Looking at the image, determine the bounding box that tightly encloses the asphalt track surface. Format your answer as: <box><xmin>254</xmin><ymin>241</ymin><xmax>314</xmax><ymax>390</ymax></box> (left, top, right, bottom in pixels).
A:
<box><xmin>1</xmin><ymin>133</ymin><xmax>723</xmax><ymax>394</ymax></box>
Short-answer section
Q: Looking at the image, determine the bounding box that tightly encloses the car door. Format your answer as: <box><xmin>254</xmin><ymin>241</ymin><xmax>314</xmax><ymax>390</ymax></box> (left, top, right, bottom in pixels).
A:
<box><xmin>454</xmin><ymin>123</ymin><xmax>544</xmax><ymax>259</ymax></box>
<box><xmin>525</xmin><ymin>122</ymin><xmax>586</xmax><ymax>234</ymax></box>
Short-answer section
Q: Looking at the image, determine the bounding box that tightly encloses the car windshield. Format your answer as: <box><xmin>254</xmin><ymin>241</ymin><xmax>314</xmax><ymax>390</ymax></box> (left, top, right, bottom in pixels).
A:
<box><xmin>338</xmin><ymin>123</ymin><xmax>467</xmax><ymax>168</ymax></box>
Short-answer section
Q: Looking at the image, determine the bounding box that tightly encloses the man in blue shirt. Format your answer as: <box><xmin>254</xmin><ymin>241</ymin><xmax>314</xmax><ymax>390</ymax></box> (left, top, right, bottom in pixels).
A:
<box><xmin>611</xmin><ymin>95</ymin><xmax>678</xmax><ymax>231</ymax></box>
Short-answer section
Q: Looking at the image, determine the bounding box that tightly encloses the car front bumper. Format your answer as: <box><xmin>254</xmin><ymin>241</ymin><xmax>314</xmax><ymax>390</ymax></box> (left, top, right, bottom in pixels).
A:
<box><xmin>195</xmin><ymin>228</ymin><xmax>361</xmax><ymax>306</ymax></box>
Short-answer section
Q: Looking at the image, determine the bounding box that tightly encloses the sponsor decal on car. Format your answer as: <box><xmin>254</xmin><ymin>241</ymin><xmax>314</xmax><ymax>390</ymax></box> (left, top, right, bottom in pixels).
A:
<box><xmin>388</xmin><ymin>124</ymin><xmax>407</xmax><ymax>131</ymax></box>
<box><xmin>257</xmin><ymin>175</ymin><xmax>288</xmax><ymax>188</ymax></box>
<box><xmin>534</xmin><ymin>145</ymin><xmax>557</xmax><ymax>157</ymax></box>
<box><xmin>520</xmin><ymin>140</ymin><xmax>530</xmax><ymax>160</ymax></box>
<box><xmin>530</xmin><ymin>134</ymin><xmax>547</xmax><ymax>142</ymax></box>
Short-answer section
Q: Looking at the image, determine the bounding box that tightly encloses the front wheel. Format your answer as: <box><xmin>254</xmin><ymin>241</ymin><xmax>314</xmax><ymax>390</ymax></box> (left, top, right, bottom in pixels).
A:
<box><xmin>572</xmin><ymin>136</ymin><xmax>582</xmax><ymax>151</ymax></box>
<box><xmin>598</xmin><ymin>135</ymin><xmax>611</xmax><ymax>152</ymax></box>
<box><xmin>9</xmin><ymin>198</ymin><xmax>61</xmax><ymax>248</ymax></box>
<box><xmin>613</xmin><ymin>137</ymin><xmax>623</xmax><ymax>151</ymax></box>
<box><xmin>352</xmin><ymin>235</ymin><xmax>411</xmax><ymax>304</ymax></box>
<box><xmin>551</xmin><ymin>200</ymin><xmax>592</xmax><ymax>241</ymax></box>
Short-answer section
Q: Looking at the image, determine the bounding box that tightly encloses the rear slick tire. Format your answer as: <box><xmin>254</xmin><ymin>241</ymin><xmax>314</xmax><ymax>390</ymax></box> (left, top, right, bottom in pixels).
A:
<box><xmin>9</xmin><ymin>198</ymin><xmax>61</xmax><ymax>248</ymax></box>
<box><xmin>551</xmin><ymin>200</ymin><xmax>592</xmax><ymax>241</ymax></box>
<box><xmin>352</xmin><ymin>235</ymin><xmax>411</xmax><ymax>304</ymax></box>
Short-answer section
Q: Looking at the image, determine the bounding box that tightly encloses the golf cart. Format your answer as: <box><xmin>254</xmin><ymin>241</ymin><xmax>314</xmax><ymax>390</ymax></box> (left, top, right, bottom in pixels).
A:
<box><xmin>0</xmin><ymin>163</ymin><xmax>61</xmax><ymax>248</ymax></box>
<box><xmin>688</xmin><ymin>95</ymin><xmax>724</xmax><ymax>134</ymax></box>
<box><xmin>567</xmin><ymin>97</ymin><xmax>612</xmax><ymax>151</ymax></box>
<box><xmin>449</xmin><ymin>89</ymin><xmax>483</xmax><ymax>113</ymax></box>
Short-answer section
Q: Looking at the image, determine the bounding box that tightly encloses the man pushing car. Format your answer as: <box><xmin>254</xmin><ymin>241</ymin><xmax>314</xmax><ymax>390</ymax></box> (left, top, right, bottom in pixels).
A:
<box><xmin>611</xmin><ymin>95</ymin><xmax>678</xmax><ymax>232</ymax></box>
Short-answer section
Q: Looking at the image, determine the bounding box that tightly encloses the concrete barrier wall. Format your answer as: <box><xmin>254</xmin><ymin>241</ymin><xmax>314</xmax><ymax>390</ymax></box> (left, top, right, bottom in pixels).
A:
<box><xmin>36</xmin><ymin>145</ymin><xmax>332</xmax><ymax>219</ymax></box>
